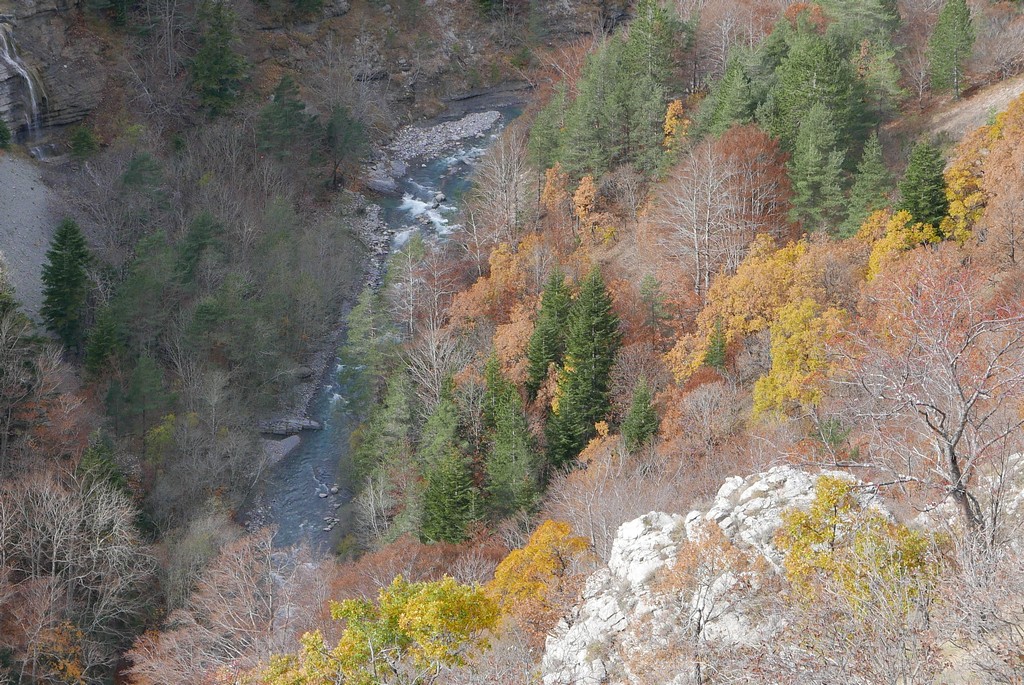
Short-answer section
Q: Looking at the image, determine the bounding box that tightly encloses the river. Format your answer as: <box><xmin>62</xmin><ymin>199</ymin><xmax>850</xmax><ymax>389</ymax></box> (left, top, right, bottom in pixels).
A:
<box><xmin>240</xmin><ymin>107</ymin><xmax>518</xmax><ymax>553</ymax></box>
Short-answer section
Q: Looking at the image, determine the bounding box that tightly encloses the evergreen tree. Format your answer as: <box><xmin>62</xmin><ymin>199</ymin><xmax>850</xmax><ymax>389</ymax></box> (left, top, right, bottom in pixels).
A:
<box><xmin>560</xmin><ymin>45</ymin><xmax>622</xmax><ymax>178</ymax></box>
<box><xmin>698</xmin><ymin>53</ymin><xmax>754</xmax><ymax>136</ymax></box>
<box><xmin>421</xmin><ymin>452</ymin><xmax>477</xmax><ymax>544</ymax></box>
<box><xmin>528</xmin><ymin>84</ymin><xmax>567</xmax><ymax>171</ymax></box>
<box><xmin>787</xmin><ymin>102</ymin><xmax>847</xmax><ymax>232</ymax></box>
<box><xmin>639</xmin><ymin>274</ymin><xmax>669</xmax><ymax>336</ymax></box>
<box><xmin>417</xmin><ymin>381</ymin><xmax>461</xmax><ymax>470</ymax></box>
<box><xmin>525</xmin><ymin>269</ymin><xmax>573</xmax><ymax>400</ymax></box>
<box><xmin>84</xmin><ymin>306</ymin><xmax>122</xmax><ymax>376</ymax></box>
<box><xmin>175</xmin><ymin>212</ymin><xmax>224</xmax><ymax>286</ymax></box>
<box><xmin>324</xmin><ymin>106</ymin><xmax>367</xmax><ymax>187</ymax></box>
<box><xmin>929</xmin><ymin>0</ymin><xmax>974</xmax><ymax>99</ymax></box>
<box><xmin>546</xmin><ymin>267</ymin><xmax>621</xmax><ymax>468</ymax></box>
<box><xmin>78</xmin><ymin>432</ymin><xmax>127</xmax><ymax>491</ymax></box>
<box><xmin>41</xmin><ymin>218</ymin><xmax>91</xmax><ymax>350</ymax></box>
<box><xmin>126</xmin><ymin>353</ymin><xmax>171</xmax><ymax>443</ymax></box>
<box><xmin>258</xmin><ymin>75</ymin><xmax>315</xmax><ymax>160</ymax></box>
<box><xmin>898</xmin><ymin>141</ymin><xmax>948</xmax><ymax>227</ymax></box>
<box><xmin>191</xmin><ymin>0</ymin><xmax>247</xmax><ymax>115</ymax></box>
<box><xmin>704</xmin><ymin>317</ymin><xmax>727</xmax><ymax>370</ymax></box>
<box><xmin>0</xmin><ymin>118</ymin><xmax>11</xmax><ymax>149</ymax></box>
<box><xmin>340</xmin><ymin>285</ymin><xmax>393</xmax><ymax>410</ymax></box>
<box><xmin>622</xmin><ymin>0</ymin><xmax>679</xmax><ymax>81</ymax></box>
<box><xmin>843</xmin><ymin>133</ymin><xmax>892</xmax><ymax>236</ymax></box>
<box><xmin>482</xmin><ymin>357</ymin><xmax>538</xmax><ymax>518</ymax></box>
<box><xmin>351</xmin><ymin>370</ymin><xmax>413</xmax><ymax>479</ymax></box>
<box><xmin>621</xmin><ymin>379</ymin><xmax>659</xmax><ymax>453</ymax></box>
<box><xmin>766</xmin><ymin>30</ymin><xmax>858</xmax><ymax>149</ymax></box>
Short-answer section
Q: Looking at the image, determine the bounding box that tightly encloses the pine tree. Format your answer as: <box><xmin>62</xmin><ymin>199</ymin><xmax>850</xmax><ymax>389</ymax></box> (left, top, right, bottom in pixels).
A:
<box><xmin>842</xmin><ymin>133</ymin><xmax>892</xmax><ymax>236</ymax></box>
<box><xmin>191</xmin><ymin>0</ymin><xmax>247</xmax><ymax>115</ymax></box>
<box><xmin>324</xmin><ymin>106</ymin><xmax>367</xmax><ymax>187</ymax></box>
<box><xmin>258</xmin><ymin>75</ymin><xmax>315</xmax><ymax>160</ymax></box>
<box><xmin>341</xmin><ymin>285</ymin><xmax>393</xmax><ymax>410</ymax></box>
<box><xmin>768</xmin><ymin>30</ymin><xmax>858</xmax><ymax>149</ymax></box>
<box><xmin>929</xmin><ymin>0</ymin><xmax>974</xmax><ymax>99</ymax></box>
<box><xmin>622</xmin><ymin>379</ymin><xmax>659</xmax><ymax>452</ymax></box>
<box><xmin>421</xmin><ymin>452</ymin><xmax>477</xmax><ymax>544</ymax></box>
<box><xmin>699</xmin><ymin>53</ymin><xmax>754</xmax><ymax>136</ymax></box>
<box><xmin>84</xmin><ymin>306</ymin><xmax>122</xmax><ymax>376</ymax></box>
<box><xmin>41</xmin><ymin>218</ymin><xmax>91</xmax><ymax>350</ymax></box>
<box><xmin>787</xmin><ymin>102</ymin><xmax>847</xmax><ymax>232</ymax></box>
<box><xmin>351</xmin><ymin>370</ymin><xmax>413</xmax><ymax>479</ymax></box>
<box><xmin>482</xmin><ymin>357</ymin><xmax>538</xmax><ymax>518</ymax></box>
<box><xmin>546</xmin><ymin>267</ymin><xmax>621</xmax><ymax>468</ymax></box>
<box><xmin>0</xmin><ymin>118</ymin><xmax>11</xmax><ymax>149</ymax></box>
<box><xmin>622</xmin><ymin>0</ymin><xmax>678</xmax><ymax>82</ymax></box>
<box><xmin>898</xmin><ymin>141</ymin><xmax>948</xmax><ymax>227</ymax></box>
<box><xmin>126</xmin><ymin>353</ymin><xmax>171</xmax><ymax>443</ymax></box>
<box><xmin>528</xmin><ymin>84</ymin><xmax>567</xmax><ymax>171</ymax></box>
<box><xmin>417</xmin><ymin>381</ymin><xmax>461</xmax><ymax>470</ymax></box>
<box><xmin>525</xmin><ymin>269</ymin><xmax>572</xmax><ymax>400</ymax></box>
<box><xmin>704</xmin><ymin>317</ymin><xmax>727</xmax><ymax>370</ymax></box>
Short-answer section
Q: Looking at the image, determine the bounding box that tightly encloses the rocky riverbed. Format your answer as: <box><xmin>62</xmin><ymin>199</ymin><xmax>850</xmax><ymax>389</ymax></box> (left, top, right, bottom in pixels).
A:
<box><xmin>366</xmin><ymin>110</ymin><xmax>502</xmax><ymax>195</ymax></box>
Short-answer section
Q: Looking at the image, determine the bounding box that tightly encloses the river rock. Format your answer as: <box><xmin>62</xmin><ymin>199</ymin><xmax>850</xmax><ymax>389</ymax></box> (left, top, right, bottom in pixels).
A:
<box><xmin>434</xmin><ymin>191</ymin><xmax>446</xmax><ymax>202</ymax></box>
<box><xmin>258</xmin><ymin>417</ymin><xmax>322</xmax><ymax>435</ymax></box>
<box><xmin>318</xmin><ymin>492</ymin><xmax>328</xmax><ymax>499</ymax></box>
<box><xmin>330</xmin><ymin>486</ymin><xmax>339</xmax><ymax>494</ymax></box>
<box><xmin>262</xmin><ymin>435</ymin><xmax>301</xmax><ymax>464</ymax></box>
<box><xmin>366</xmin><ymin>172</ymin><xmax>399</xmax><ymax>195</ymax></box>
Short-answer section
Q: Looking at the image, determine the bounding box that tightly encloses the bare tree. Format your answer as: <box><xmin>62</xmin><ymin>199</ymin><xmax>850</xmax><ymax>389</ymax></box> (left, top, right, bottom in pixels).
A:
<box><xmin>833</xmin><ymin>249</ymin><xmax>1024</xmax><ymax>536</ymax></box>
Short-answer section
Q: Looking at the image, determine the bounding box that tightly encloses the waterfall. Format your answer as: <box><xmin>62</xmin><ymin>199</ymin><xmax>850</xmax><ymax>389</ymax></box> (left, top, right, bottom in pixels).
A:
<box><xmin>0</xmin><ymin>22</ymin><xmax>45</xmax><ymax>141</ymax></box>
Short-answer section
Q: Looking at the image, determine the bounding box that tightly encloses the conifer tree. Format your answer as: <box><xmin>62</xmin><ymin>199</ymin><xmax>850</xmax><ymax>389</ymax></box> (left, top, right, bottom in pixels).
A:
<box><xmin>418</xmin><ymin>381</ymin><xmax>461</xmax><ymax>470</ymax></box>
<box><xmin>842</xmin><ymin>133</ymin><xmax>892</xmax><ymax>236</ymax></box>
<box><xmin>787</xmin><ymin>102</ymin><xmax>847</xmax><ymax>232</ymax></box>
<box><xmin>528</xmin><ymin>85</ymin><xmax>567</xmax><ymax>171</ymax></box>
<box><xmin>324</xmin><ymin>106</ymin><xmax>367</xmax><ymax>187</ymax></box>
<box><xmin>41</xmin><ymin>218</ymin><xmax>91</xmax><ymax>350</ymax></box>
<box><xmin>341</xmin><ymin>285</ymin><xmax>393</xmax><ymax>410</ymax></box>
<box><xmin>421</xmin><ymin>452</ymin><xmax>477</xmax><ymax>544</ymax></box>
<box><xmin>699</xmin><ymin>54</ymin><xmax>754</xmax><ymax>136</ymax></box>
<box><xmin>482</xmin><ymin>357</ymin><xmax>538</xmax><ymax>517</ymax></box>
<box><xmin>898</xmin><ymin>141</ymin><xmax>948</xmax><ymax>227</ymax></box>
<box><xmin>525</xmin><ymin>270</ymin><xmax>572</xmax><ymax>400</ymax></box>
<box><xmin>929</xmin><ymin>0</ymin><xmax>974</xmax><ymax>99</ymax></box>
<box><xmin>769</xmin><ymin>31</ymin><xmax>858</xmax><ymax>149</ymax></box>
<box><xmin>704</xmin><ymin>317</ymin><xmax>727</xmax><ymax>370</ymax></box>
<box><xmin>258</xmin><ymin>75</ymin><xmax>315</xmax><ymax>160</ymax></box>
<box><xmin>191</xmin><ymin>0</ymin><xmax>247</xmax><ymax>115</ymax></box>
<box><xmin>622</xmin><ymin>379</ymin><xmax>659</xmax><ymax>453</ymax></box>
<box><xmin>84</xmin><ymin>306</ymin><xmax>121</xmax><ymax>376</ymax></box>
<box><xmin>352</xmin><ymin>370</ymin><xmax>413</xmax><ymax>479</ymax></box>
<box><xmin>546</xmin><ymin>267</ymin><xmax>621</xmax><ymax>468</ymax></box>
<box><xmin>126</xmin><ymin>354</ymin><xmax>171</xmax><ymax>443</ymax></box>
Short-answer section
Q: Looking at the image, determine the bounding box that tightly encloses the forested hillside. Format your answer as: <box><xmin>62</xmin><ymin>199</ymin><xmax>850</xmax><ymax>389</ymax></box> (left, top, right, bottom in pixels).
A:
<box><xmin>2</xmin><ymin>0</ymin><xmax>1024</xmax><ymax>683</ymax></box>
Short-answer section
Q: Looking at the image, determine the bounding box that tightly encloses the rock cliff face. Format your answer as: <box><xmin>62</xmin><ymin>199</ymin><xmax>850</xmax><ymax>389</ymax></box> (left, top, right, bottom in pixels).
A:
<box><xmin>541</xmin><ymin>466</ymin><xmax>886</xmax><ymax>685</ymax></box>
<box><xmin>0</xmin><ymin>0</ymin><xmax>102</xmax><ymax>138</ymax></box>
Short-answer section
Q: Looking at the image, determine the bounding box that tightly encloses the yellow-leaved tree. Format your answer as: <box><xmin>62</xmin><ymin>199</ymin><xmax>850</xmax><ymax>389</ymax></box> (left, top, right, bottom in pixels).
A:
<box><xmin>487</xmin><ymin>519</ymin><xmax>591</xmax><ymax>644</ymax></box>
<box><xmin>859</xmin><ymin>209</ymin><xmax>941</xmax><ymax>281</ymax></box>
<box><xmin>773</xmin><ymin>476</ymin><xmax>946</xmax><ymax>685</ymax></box>
<box><xmin>258</xmin><ymin>575</ymin><xmax>497</xmax><ymax>685</ymax></box>
<box><xmin>776</xmin><ymin>476</ymin><xmax>937</xmax><ymax>611</ymax></box>
<box><xmin>665</xmin><ymin>235</ymin><xmax>823</xmax><ymax>381</ymax></box>
<box><xmin>752</xmin><ymin>299</ymin><xmax>846</xmax><ymax>417</ymax></box>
